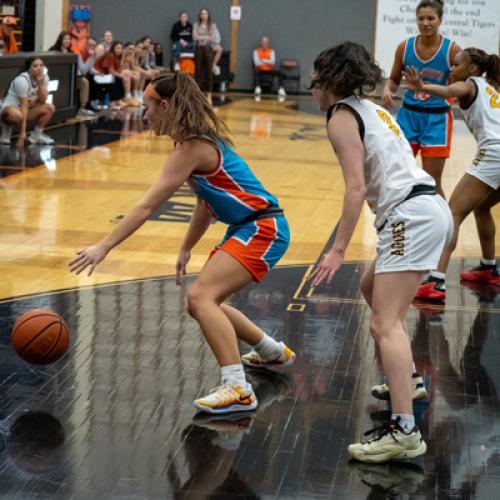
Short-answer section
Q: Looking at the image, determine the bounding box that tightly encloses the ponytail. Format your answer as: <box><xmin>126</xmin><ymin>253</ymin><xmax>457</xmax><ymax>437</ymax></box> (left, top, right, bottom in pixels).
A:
<box><xmin>464</xmin><ymin>48</ymin><xmax>500</xmax><ymax>88</ymax></box>
<box><xmin>149</xmin><ymin>72</ymin><xmax>233</xmax><ymax>146</ymax></box>
<box><xmin>485</xmin><ymin>54</ymin><xmax>500</xmax><ymax>88</ymax></box>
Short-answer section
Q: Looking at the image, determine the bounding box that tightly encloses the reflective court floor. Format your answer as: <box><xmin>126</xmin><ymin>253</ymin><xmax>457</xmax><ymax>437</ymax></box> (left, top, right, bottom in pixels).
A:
<box><xmin>0</xmin><ymin>94</ymin><xmax>499</xmax><ymax>498</ymax></box>
<box><xmin>0</xmin><ymin>261</ymin><xmax>499</xmax><ymax>498</ymax></box>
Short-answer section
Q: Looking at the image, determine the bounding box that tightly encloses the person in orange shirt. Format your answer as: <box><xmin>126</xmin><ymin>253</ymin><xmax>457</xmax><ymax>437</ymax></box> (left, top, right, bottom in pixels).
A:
<box><xmin>253</xmin><ymin>36</ymin><xmax>285</xmax><ymax>99</ymax></box>
<box><xmin>0</xmin><ymin>16</ymin><xmax>19</xmax><ymax>54</ymax></box>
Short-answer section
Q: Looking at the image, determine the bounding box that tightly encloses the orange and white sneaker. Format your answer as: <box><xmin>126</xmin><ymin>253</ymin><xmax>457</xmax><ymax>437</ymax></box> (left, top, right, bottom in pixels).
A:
<box><xmin>193</xmin><ymin>383</ymin><xmax>257</xmax><ymax>414</ymax></box>
<box><xmin>241</xmin><ymin>342</ymin><xmax>296</xmax><ymax>369</ymax></box>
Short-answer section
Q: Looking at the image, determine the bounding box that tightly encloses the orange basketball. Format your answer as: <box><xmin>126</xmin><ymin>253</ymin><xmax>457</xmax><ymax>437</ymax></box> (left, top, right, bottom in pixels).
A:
<box><xmin>12</xmin><ymin>309</ymin><xmax>69</xmax><ymax>365</ymax></box>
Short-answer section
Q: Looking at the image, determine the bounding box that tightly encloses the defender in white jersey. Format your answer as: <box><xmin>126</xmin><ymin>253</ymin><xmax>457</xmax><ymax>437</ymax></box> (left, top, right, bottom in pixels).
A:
<box><xmin>309</xmin><ymin>42</ymin><xmax>452</xmax><ymax>463</ymax></box>
<box><xmin>406</xmin><ymin>48</ymin><xmax>500</xmax><ymax>301</ymax></box>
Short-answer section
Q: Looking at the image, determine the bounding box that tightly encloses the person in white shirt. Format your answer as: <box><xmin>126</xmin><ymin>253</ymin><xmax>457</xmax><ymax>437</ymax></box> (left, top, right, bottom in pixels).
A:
<box><xmin>309</xmin><ymin>42</ymin><xmax>452</xmax><ymax>463</ymax></box>
<box><xmin>406</xmin><ymin>47</ymin><xmax>500</xmax><ymax>298</ymax></box>
<box><xmin>95</xmin><ymin>30</ymin><xmax>113</xmax><ymax>59</ymax></box>
<box><xmin>253</xmin><ymin>36</ymin><xmax>286</xmax><ymax>99</ymax></box>
<box><xmin>0</xmin><ymin>57</ymin><xmax>55</xmax><ymax>146</ymax></box>
<box><xmin>193</xmin><ymin>8</ymin><xmax>222</xmax><ymax>92</ymax></box>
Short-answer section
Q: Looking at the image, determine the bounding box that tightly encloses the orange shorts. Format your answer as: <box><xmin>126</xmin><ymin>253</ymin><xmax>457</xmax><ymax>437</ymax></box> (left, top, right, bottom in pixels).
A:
<box><xmin>209</xmin><ymin>216</ymin><xmax>290</xmax><ymax>282</ymax></box>
<box><xmin>397</xmin><ymin>107</ymin><xmax>453</xmax><ymax>158</ymax></box>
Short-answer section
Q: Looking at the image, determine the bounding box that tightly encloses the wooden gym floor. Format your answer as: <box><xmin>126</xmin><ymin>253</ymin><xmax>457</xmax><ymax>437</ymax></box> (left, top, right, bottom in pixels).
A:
<box><xmin>0</xmin><ymin>95</ymin><xmax>499</xmax><ymax>498</ymax></box>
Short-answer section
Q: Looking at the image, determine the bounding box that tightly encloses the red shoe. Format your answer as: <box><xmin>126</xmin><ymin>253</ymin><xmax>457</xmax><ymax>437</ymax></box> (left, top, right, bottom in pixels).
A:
<box><xmin>414</xmin><ymin>277</ymin><xmax>446</xmax><ymax>301</ymax></box>
<box><xmin>460</xmin><ymin>264</ymin><xmax>500</xmax><ymax>284</ymax></box>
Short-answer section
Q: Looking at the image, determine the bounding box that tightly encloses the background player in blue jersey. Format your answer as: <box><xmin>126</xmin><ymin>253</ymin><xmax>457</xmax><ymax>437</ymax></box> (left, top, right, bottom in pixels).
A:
<box><xmin>69</xmin><ymin>73</ymin><xmax>295</xmax><ymax>415</ymax></box>
<box><xmin>383</xmin><ymin>0</ymin><xmax>461</xmax><ymax>198</ymax></box>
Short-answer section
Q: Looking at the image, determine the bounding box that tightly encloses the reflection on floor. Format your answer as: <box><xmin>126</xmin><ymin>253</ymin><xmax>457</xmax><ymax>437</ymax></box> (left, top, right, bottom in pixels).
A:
<box><xmin>0</xmin><ymin>259</ymin><xmax>498</xmax><ymax>498</ymax></box>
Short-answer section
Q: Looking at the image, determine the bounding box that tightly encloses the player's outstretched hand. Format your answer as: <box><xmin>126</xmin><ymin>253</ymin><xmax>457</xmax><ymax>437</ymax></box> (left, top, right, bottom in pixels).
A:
<box><xmin>402</xmin><ymin>66</ymin><xmax>423</xmax><ymax>91</ymax></box>
<box><xmin>69</xmin><ymin>244</ymin><xmax>108</xmax><ymax>276</ymax></box>
<box><xmin>382</xmin><ymin>89</ymin><xmax>396</xmax><ymax>110</ymax></box>
<box><xmin>176</xmin><ymin>247</ymin><xmax>191</xmax><ymax>286</ymax></box>
<box><xmin>308</xmin><ymin>249</ymin><xmax>344</xmax><ymax>288</ymax></box>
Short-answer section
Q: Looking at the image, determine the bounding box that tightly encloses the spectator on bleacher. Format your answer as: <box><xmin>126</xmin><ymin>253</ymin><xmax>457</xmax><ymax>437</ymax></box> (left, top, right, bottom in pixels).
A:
<box><xmin>95</xmin><ymin>30</ymin><xmax>113</xmax><ymax>59</ymax></box>
<box><xmin>253</xmin><ymin>36</ymin><xmax>286</xmax><ymax>98</ymax></box>
<box><xmin>0</xmin><ymin>16</ymin><xmax>18</xmax><ymax>54</ymax></box>
<box><xmin>49</xmin><ymin>31</ymin><xmax>72</xmax><ymax>52</ymax></box>
<box><xmin>0</xmin><ymin>57</ymin><xmax>55</xmax><ymax>146</ymax></box>
<box><xmin>154</xmin><ymin>43</ymin><xmax>164</xmax><ymax>67</ymax></box>
<box><xmin>170</xmin><ymin>11</ymin><xmax>194</xmax><ymax>72</ymax></box>
<box><xmin>77</xmin><ymin>37</ymin><xmax>98</xmax><ymax>116</ymax></box>
<box><xmin>50</xmin><ymin>31</ymin><xmax>94</xmax><ymax>116</ymax></box>
<box><xmin>93</xmin><ymin>41</ymin><xmax>140</xmax><ymax>108</ymax></box>
<box><xmin>193</xmin><ymin>9</ymin><xmax>222</xmax><ymax>92</ymax></box>
<box><xmin>135</xmin><ymin>40</ymin><xmax>160</xmax><ymax>80</ymax></box>
<box><xmin>137</xmin><ymin>36</ymin><xmax>160</xmax><ymax>70</ymax></box>
<box><xmin>121</xmin><ymin>42</ymin><xmax>145</xmax><ymax>104</ymax></box>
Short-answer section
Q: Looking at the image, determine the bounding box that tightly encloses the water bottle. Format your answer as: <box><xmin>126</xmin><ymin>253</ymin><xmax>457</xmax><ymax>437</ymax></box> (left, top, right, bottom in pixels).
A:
<box><xmin>103</xmin><ymin>92</ymin><xmax>110</xmax><ymax>108</ymax></box>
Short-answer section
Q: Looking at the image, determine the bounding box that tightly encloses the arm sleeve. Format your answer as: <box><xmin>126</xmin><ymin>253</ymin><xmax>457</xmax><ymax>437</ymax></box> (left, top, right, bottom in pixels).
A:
<box><xmin>267</xmin><ymin>50</ymin><xmax>275</xmax><ymax>66</ymax></box>
<box><xmin>13</xmin><ymin>76</ymin><xmax>29</xmax><ymax>98</ymax></box>
<box><xmin>170</xmin><ymin>23</ymin><xmax>178</xmax><ymax>42</ymax></box>
<box><xmin>192</xmin><ymin>23</ymin><xmax>200</xmax><ymax>41</ymax></box>
<box><xmin>253</xmin><ymin>50</ymin><xmax>263</xmax><ymax>67</ymax></box>
<box><xmin>211</xmin><ymin>24</ymin><xmax>221</xmax><ymax>45</ymax></box>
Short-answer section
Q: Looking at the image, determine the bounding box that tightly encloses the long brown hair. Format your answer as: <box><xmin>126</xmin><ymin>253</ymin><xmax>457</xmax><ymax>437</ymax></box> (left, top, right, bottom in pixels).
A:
<box><xmin>464</xmin><ymin>48</ymin><xmax>500</xmax><ymax>88</ymax></box>
<box><xmin>151</xmin><ymin>72</ymin><xmax>233</xmax><ymax>146</ymax></box>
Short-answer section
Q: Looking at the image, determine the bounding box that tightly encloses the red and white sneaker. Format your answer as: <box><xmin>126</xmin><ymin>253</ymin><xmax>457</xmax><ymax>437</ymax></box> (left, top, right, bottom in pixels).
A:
<box><xmin>241</xmin><ymin>342</ymin><xmax>296</xmax><ymax>369</ymax></box>
<box><xmin>414</xmin><ymin>277</ymin><xmax>446</xmax><ymax>301</ymax></box>
<box><xmin>193</xmin><ymin>384</ymin><xmax>257</xmax><ymax>414</ymax></box>
<box><xmin>460</xmin><ymin>264</ymin><xmax>500</xmax><ymax>285</ymax></box>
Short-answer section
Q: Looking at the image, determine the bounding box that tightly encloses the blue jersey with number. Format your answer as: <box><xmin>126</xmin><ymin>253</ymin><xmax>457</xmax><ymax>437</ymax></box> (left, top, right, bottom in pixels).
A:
<box><xmin>186</xmin><ymin>138</ymin><xmax>279</xmax><ymax>225</ymax></box>
<box><xmin>402</xmin><ymin>36</ymin><xmax>453</xmax><ymax>109</ymax></box>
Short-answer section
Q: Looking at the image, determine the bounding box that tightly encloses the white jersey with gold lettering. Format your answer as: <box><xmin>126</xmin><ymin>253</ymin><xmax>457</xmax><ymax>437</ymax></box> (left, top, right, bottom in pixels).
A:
<box><xmin>331</xmin><ymin>96</ymin><xmax>435</xmax><ymax>229</ymax></box>
<box><xmin>462</xmin><ymin>76</ymin><xmax>500</xmax><ymax>151</ymax></box>
<box><xmin>462</xmin><ymin>77</ymin><xmax>500</xmax><ymax>189</ymax></box>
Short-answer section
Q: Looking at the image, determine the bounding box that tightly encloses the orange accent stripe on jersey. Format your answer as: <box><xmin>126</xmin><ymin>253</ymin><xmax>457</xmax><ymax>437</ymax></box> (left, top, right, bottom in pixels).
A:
<box><xmin>217</xmin><ymin>218</ymin><xmax>277</xmax><ymax>281</ymax></box>
<box><xmin>206</xmin><ymin>168</ymin><xmax>270</xmax><ymax>211</ymax></box>
<box><xmin>421</xmin><ymin>111</ymin><xmax>452</xmax><ymax>158</ymax></box>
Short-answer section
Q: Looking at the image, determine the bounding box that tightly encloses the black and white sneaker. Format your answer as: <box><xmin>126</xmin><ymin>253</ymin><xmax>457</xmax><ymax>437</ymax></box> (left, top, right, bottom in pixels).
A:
<box><xmin>371</xmin><ymin>372</ymin><xmax>427</xmax><ymax>401</ymax></box>
<box><xmin>348</xmin><ymin>418</ymin><xmax>427</xmax><ymax>463</ymax></box>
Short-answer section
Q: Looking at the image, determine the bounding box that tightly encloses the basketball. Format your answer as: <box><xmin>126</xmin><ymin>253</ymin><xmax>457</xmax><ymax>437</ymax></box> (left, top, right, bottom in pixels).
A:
<box><xmin>12</xmin><ymin>309</ymin><xmax>69</xmax><ymax>365</ymax></box>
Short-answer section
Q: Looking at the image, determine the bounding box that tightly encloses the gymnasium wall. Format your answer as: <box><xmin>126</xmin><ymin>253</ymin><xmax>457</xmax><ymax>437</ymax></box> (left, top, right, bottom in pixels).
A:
<box><xmin>69</xmin><ymin>0</ymin><xmax>376</xmax><ymax>90</ymax></box>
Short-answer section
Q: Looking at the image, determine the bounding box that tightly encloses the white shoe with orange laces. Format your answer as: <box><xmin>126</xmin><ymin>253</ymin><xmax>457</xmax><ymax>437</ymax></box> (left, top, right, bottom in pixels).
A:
<box><xmin>241</xmin><ymin>342</ymin><xmax>296</xmax><ymax>369</ymax></box>
<box><xmin>193</xmin><ymin>383</ymin><xmax>257</xmax><ymax>414</ymax></box>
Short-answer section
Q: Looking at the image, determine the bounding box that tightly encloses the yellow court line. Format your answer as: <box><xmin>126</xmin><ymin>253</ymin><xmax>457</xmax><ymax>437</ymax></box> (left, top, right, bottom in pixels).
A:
<box><xmin>292</xmin><ymin>264</ymin><xmax>314</xmax><ymax>300</ymax></box>
<box><xmin>291</xmin><ymin>295</ymin><xmax>500</xmax><ymax>314</ymax></box>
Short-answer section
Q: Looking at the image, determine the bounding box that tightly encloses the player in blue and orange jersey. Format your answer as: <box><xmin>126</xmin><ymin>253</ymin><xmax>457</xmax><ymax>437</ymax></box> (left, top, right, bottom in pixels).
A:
<box><xmin>383</xmin><ymin>0</ymin><xmax>461</xmax><ymax>198</ymax></box>
<box><xmin>69</xmin><ymin>72</ymin><xmax>295</xmax><ymax>414</ymax></box>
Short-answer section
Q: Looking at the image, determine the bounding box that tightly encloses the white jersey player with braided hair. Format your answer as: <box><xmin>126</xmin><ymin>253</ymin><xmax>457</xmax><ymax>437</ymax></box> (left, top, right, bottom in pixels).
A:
<box><xmin>408</xmin><ymin>47</ymin><xmax>500</xmax><ymax>302</ymax></box>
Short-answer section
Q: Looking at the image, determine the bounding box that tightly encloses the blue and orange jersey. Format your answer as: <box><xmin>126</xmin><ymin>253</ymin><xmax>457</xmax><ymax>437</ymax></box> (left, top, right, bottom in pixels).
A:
<box><xmin>402</xmin><ymin>35</ymin><xmax>453</xmax><ymax>109</ymax></box>
<box><xmin>186</xmin><ymin>138</ymin><xmax>279</xmax><ymax>225</ymax></box>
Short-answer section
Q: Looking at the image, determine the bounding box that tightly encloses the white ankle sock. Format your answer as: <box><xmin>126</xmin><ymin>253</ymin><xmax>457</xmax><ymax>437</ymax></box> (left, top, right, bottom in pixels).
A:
<box><xmin>33</xmin><ymin>127</ymin><xmax>43</xmax><ymax>136</ymax></box>
<box><xmin>1</xmin><ymin>125</ymin><xmax>12</xmax><ymax>140</ymax></box>
<box><xmin>125</xmin><ymin>92</ymin><xmax>132</xmax><ymax>99</ymax></box>
<box><xmin>429</xmin><ymin>271</ymin><xmax>445</xmax><ymax>281</ymax></box>
<box><xmin>392</xmin><ymin>413</ymin><xmax>415</xmax><ymax>433</ymax></box>
<box><xmin>481</xmin><ymin>258</ymin><xmax>496</xmax><ymax>266</ymax></box>
<box><xmin>220</xmin><ymin>364</ymin><xmax>247</xmax><ymax>388</ymax></box>
<box><xmin>253</xmin><ymin>334</ymin><xmax>282</xmax><ymax>361</ymax></box>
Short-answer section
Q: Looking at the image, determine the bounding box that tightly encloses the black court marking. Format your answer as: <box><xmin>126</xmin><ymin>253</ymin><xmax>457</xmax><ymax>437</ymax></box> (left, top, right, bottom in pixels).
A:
<box><xmin>0</xmin><ymin>261</ymin><xmax>498</xmax><ymax>498</ymax></box>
